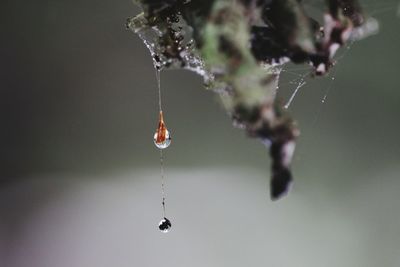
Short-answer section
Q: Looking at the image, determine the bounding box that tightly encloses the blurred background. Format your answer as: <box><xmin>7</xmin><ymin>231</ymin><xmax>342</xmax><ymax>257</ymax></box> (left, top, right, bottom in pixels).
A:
<box><xmin>1</xmin><ymin>1</ymin><xmax>399</xmax><ymax>266</ymax></box>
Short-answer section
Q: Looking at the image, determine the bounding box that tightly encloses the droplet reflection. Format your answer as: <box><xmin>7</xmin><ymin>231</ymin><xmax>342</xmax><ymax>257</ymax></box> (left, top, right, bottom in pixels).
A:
<box><xmin>153</xmin><ymin>111</ymin><xmax>171</xmax><ymax>149</ymax></box>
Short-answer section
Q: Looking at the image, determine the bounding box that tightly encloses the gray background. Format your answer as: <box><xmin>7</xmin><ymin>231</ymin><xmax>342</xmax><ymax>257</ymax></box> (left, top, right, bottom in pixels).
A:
<box><xmin>1</xmin><ymin>1</ymin><xmax>400</xmax><ymax>267</ymax></box>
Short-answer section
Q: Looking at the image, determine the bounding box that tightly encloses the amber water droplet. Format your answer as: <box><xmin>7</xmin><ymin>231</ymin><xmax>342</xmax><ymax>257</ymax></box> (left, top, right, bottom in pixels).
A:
<box><xmin>154</xmin><ymin>111</ymin><xmax>171</xmax><ymax>149</ymax></box>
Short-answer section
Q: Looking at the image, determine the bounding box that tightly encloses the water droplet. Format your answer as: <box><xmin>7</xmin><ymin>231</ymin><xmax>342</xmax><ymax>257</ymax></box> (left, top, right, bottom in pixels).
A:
<box><xmin>154</xmin><ymin>111</ymin><xmax>171</xmax><ymax>149</ymax></box>
<box><xmin>158</xmin><ymin>217</ymin><xmax>172</xmax><ymax>233</ymax></box>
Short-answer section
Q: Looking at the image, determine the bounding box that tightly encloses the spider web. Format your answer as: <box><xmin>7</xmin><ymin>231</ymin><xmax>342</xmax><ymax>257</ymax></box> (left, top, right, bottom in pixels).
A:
<box><xmin>276</xmin><ymin>0</ymin><xmax>400</xmax><ymax>127</ymax></box>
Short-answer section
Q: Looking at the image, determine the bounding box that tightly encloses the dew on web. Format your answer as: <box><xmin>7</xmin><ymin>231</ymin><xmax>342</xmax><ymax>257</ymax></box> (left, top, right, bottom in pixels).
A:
<box><xmin>308</xmin><ymin>41</ymin><xmax>354</xmax><ymax>129</ymax></box>
<box><xmin>283</xmin><ymin>69</ymin><xmax>311</xmax><ymax>109</ymax></box>
<box><xmin>275</xmin><ymin>64</ymin><xmax>311</xmax><ymax>110</ymax></box>
<box><xmin>126</xmin><ymin>13</ymin><xmax>214</xmax><ymax>87</ymax></box>
<box><xmin>321</xmin><ymin>72</ymin><xmax>337</xmax><ymax>104</ymax></box>
<box><xmin>307</xmin><ymin>0</ymin><xmax>398</xmax><ymax>123</ymax></box>
<box><xmin>319</xmin><ymin>40</ymin><xmax>355</xmax><ymax>106</ymax></box>
<box><xmin>275</xmin><ymin>36</ymin><xmax>356</xmax><ymax>128</ymax></box>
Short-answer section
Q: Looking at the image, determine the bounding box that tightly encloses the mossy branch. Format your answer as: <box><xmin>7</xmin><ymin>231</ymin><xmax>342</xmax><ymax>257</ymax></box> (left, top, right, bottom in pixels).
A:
<box><xmin>127</xmin><ymin>0</ymin><xmax>372</xmax><ymax>200</ymax></box>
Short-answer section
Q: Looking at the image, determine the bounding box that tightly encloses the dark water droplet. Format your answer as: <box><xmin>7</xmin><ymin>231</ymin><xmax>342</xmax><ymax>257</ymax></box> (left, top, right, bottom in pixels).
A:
<box><xmin>158</xmin><ymin>217</ymin><xmax>172</xmax><ymax>233</ymax></box>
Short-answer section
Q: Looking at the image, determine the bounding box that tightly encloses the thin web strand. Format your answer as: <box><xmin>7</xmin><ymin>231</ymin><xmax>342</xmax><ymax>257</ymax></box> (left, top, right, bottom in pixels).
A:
<box><xmin>160</xmin><ymin>149</ymin><xmax>166</xmax><ymax>217</ymax></box>
<box><xmin>155</xmin><ymin>70</ymin><xmax>167</xmax><ymax>218</ymax></box>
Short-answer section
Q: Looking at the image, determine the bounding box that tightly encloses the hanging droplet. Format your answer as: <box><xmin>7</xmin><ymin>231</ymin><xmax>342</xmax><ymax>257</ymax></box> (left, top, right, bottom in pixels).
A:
<box><xmin>154</xmin><ymin>111</ymin><xmax>171</xmax><ymax>149</ymax></box>
<box><xmin>158</xmin><ymin>217</ymin><xmax>172</xmax><ymax>233</ymax></box>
